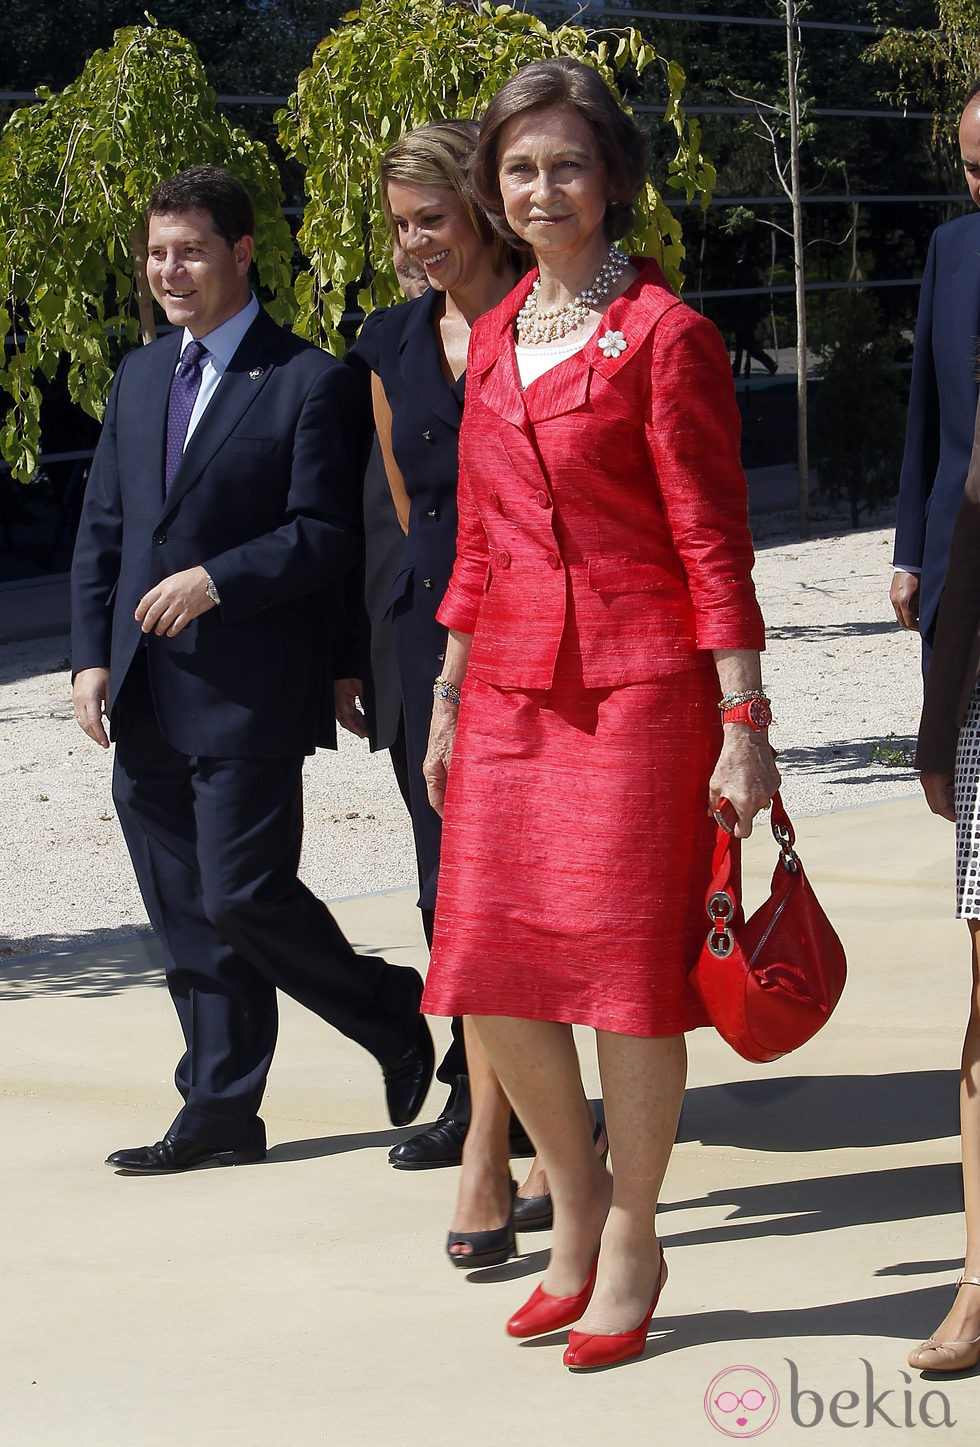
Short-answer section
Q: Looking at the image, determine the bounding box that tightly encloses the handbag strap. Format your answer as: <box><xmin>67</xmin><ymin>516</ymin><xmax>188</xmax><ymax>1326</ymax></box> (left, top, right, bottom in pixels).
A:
<box><xmin>768</xmin><ymin>791</ymin><xmax>800</xmax><ymax>874</ymax></box>
<box><xmin>705</xmin><ymin>790</ymin><xmax>797</xmax><ymax>957</ymax></box>
<box><xmin>706</xmin><ymin>805</ymin><xmax>742</xmax><ymax>958</ymax></box>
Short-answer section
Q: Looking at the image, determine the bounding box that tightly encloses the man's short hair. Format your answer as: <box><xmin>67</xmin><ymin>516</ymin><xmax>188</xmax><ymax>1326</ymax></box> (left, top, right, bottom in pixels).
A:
<box><xmin>146</xmin><ymin>165</ymin><xmax>254</xmax><ymax>245</ymax></box>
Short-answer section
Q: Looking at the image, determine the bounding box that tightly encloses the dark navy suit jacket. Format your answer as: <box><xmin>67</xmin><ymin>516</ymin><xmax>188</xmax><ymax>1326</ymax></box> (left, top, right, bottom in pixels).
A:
<box><xmin>894</xmin><ymin>210</ymin><xmax>980</xmax><ymax>648</ymax></box>
<box><xmin>71</xmin><ymin>308</ymin><xmax>368</xmax><ymax>758</ymax></box>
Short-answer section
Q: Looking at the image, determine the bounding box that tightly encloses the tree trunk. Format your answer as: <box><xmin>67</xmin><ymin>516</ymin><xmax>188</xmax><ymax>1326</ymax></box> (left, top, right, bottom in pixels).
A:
<box><xmin>129</xmin><ymin>225</ymin><xmax>157</xmax><ymax>345</ymax></box>
<box><xmin>786</xmin><ymin>0</ymin><xmax>809</xmax><ymax>540</ymax></box>
<box><xmin>768</xmin><ymin>227</ymin><xmax>779</xmax><ymax>357</ymax></box>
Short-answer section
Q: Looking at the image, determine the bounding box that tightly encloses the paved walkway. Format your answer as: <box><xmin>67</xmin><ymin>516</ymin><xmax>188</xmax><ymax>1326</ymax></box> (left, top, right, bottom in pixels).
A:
<box><xmin>3</xmin><ymin>797</ymin><xmax>979</xmax><ymax>1443</ymax></box>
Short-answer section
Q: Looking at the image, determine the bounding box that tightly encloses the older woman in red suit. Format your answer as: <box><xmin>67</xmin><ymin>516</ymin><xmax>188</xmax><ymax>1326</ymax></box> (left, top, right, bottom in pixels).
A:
<box><xmin>422</xmin><ymin>58</ymin><xmax>779</xmax><ymax>1371</ymax></box>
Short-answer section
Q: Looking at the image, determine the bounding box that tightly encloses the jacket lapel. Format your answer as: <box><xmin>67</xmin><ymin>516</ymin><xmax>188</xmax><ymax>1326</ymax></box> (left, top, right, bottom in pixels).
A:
<box><xmin>160</xmin><ymin>309</ymin><xmax>280</xmax><ymax>516</ymax></box>
<box><xmin>397</xmin><ymin>289</ymin><xmax>464</xmax><ymax>431</ymax></box>
<box><xmin>469</xmin><ymin>278</ymin><xmax>531</xmax><ymax>430</ymax></box>
<box><xmin>584</xmin><ymin>259</ymin><xmax>680</xmax><ymax>386</ymax></box>
<box><xmin>143</xmin><ymin>333</ymin><xmax>182</xmax><ymax>494</ymax></box>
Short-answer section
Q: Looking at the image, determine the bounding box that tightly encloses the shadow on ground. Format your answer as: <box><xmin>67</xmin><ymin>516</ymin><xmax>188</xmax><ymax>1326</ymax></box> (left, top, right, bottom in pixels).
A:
<box><xmin>0</xmin><ymin>926</ymin><xmax>415</xmax><ymax>994</ymax></box>
<box><xmin>678</xmin><ymin>1073</ymin><xmax>958</xmax><ymax>1151</ymax></box>
<box><xmin>771</xmin><ymin>737</ymin><xmax>916</xmax><ymax>782</ymax></box>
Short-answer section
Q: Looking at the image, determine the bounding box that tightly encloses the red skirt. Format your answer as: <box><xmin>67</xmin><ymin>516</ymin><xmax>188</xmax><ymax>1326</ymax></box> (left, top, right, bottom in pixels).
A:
<box><xmin>423</xmin><ymin>662</ymin><xmax>718</xmax><ymax>1036</ymax></box>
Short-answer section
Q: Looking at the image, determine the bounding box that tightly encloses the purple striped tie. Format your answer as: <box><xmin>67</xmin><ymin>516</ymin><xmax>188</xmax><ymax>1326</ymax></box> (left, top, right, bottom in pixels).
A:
<box><xmin>165</xmin><ymin>339</ymin><xmax>207</xmax><ymax>492</ymax></box>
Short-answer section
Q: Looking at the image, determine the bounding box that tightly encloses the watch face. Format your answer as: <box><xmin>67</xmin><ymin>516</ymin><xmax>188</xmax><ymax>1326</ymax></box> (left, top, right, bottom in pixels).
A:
<box><xmin>747</xmin><ymin>697</ymin><xmax>772</xmax><ymax>729</ymax></box>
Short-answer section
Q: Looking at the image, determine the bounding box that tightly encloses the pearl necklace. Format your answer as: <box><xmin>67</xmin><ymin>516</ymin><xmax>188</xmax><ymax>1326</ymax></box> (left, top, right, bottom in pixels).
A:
<box><xmin>515</xmin><ymin>246</ymin><xmax>629</xmax><ymax>345</ymax></box>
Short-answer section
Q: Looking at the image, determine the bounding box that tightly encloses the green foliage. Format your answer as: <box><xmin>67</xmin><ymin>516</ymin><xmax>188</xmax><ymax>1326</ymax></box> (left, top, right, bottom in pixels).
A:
<box><xmin>867</xmin><ymin>1</ymin><xmax>980</xmax><ymax>165</ymax></box>
<box><xmin>811</xmin><ymin>290</ymin><xmax>906</xmax><ymax>527</ymax></box>
<box><xmin>277</xmin><ymin>0</ymin><xmax>715</xmax><ymax>349</ymax></box>
<box><xmin>0</xmin><ymin>19</ymin><xmax>292</xmax><ymax>481</ymax></box>
<box><xmin>869</xmin><ymin>733</ymin><xmax>916</xmax><ymax>768</ymax></box>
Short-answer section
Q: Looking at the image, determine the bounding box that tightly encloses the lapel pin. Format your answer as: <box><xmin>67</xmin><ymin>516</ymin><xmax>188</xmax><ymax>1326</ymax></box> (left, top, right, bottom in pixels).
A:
<box><xmin>249</xmin><ymin>367</ymin><xmax>265</xmax><ymax>380</ymax></box>
<box><xmin>598</xmin><ymin>330</ymin><xmax>627</xmax><ymax>359</ymax></box>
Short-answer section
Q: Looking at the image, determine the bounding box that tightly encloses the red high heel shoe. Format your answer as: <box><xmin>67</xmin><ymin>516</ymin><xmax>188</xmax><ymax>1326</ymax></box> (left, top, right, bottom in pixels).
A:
<box><xmin>563</xmin><ymin>1245</ymin><xmax>667</xmax><ymax>1370</ymax></box>
<box><xmin>506</xmin><ymin>1255</ymin><xmax>599</xmax><ymax>1339</ymax></box>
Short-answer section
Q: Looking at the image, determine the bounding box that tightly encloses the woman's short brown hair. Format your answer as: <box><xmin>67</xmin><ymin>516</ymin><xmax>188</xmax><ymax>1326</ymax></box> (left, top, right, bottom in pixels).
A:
<box><xmin>471</xmin><ymin>58</ymin><xmax>649</xmax><ymax>246</ymax></box>
<box><xmin>380</xmin><ymin>119</ymin><xmax>512</xmax><ymax>275</ymax></box>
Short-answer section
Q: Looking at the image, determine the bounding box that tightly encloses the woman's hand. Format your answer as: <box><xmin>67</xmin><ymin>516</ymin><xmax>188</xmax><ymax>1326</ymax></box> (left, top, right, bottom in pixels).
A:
<box><xmin>921</xmin><ymin>770</ymin><xmax>955</xmax><ymax>822</ymax></box>
<box><xmin>334</xmin><ymin>679</ymin><xmax>367</xmax><ymax>739</ymax></box>
<box><xmin>709</xmin><ymin>728</ymin><xmax>781</xmax><ymax>838</ymax></box>
<box><xmin>424</xmin><ymin>630</ymin><xmax>473</xmax><ymax>817</ymax></box>
<box><xmin>424</xmin><ymin>700</ymin><xmax>459</xmax><ymax>817</ymax></box>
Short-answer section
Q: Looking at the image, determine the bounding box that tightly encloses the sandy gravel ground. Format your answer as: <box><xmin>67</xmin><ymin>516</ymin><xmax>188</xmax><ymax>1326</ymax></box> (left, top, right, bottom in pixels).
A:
<box><xmin>0</xmin><ymin>516</ymin><xmax>924</xmax><ymax>959</ymax></box>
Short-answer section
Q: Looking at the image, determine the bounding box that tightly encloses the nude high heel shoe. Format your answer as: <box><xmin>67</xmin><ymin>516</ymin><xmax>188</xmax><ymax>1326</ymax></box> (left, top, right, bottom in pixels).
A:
<box><xmin>908</xmin><ymin>1275</ymin><xmax>980</xmax><ymax>1373</ymax></box>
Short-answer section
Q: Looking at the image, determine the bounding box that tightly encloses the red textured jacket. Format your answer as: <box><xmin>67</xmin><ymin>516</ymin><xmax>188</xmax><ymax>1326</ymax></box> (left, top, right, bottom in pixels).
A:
<box><xmin>437</xmin><ymin>259</ymin><xmax>765</xmax><ymax>689</ymax></box>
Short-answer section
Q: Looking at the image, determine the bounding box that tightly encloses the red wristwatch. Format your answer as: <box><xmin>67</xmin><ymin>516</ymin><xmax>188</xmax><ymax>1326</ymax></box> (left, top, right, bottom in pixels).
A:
<box><xmin>722</xmin><ymin>697</ymin><xmax>772</xmax><ymax>731</ymax></box>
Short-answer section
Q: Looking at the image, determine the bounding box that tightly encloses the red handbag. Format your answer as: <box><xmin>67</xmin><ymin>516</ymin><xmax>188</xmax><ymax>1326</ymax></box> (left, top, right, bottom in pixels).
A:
<box><xmin>689</xmin><ymin>791</ymin><xmax>847</xmax><ymax>1063</ymax></box>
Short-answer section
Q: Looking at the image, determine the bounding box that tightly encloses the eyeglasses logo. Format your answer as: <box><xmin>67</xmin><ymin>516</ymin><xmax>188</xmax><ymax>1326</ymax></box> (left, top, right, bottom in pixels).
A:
<box><xmin>705</xmin><ymin>1366</ymin><xmax>780</xmax><ymax>1437</ymax></box>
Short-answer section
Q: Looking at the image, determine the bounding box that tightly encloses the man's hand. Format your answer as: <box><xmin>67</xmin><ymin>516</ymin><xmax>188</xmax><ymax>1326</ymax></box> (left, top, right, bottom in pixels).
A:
<box><xmin>334</xmin><ymin>678</ymin><xmax>368</xmax><ymax>739</ymax></box>
<box><xmin>72</xmin><ymin>666</ymin><xmax>111</xmax><ymax>749</ymax></box>
<box><xmin>890</xmin><ymin>570</ymin><xmax>920</xmax><ymax>631</ymax></box>
<box><xmin>135</xmin><ymin>566</ymin><xmax>216</xmax><ymax>637</ymax></box>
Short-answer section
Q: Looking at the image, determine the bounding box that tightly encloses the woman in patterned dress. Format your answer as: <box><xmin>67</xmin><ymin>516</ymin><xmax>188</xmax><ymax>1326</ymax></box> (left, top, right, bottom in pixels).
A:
<box><xmin>914</xmin><ymin>412</ymin><xmax>980</xmax><ymax>1375</ymax></box>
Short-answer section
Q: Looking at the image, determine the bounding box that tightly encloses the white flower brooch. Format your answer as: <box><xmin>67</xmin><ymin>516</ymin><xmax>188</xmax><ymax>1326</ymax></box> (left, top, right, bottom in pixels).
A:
<box><xmin>598</xmin><ymin>330</ymin><xmax>627</xmax><ymax>359</ymax></box>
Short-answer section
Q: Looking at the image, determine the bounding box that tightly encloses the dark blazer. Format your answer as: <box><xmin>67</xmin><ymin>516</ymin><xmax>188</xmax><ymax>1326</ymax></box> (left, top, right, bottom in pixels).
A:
<box><xmin>71</xmin><ymin>308</ymin><xmax>368</xmax><ymax>758</ymax></box>
<box><xmin>917</xmin><ymin>397</ymin><xmax>980</xmax><ymax>773</ymax></box>
<box><xmin>350</xmin><ymin>289</ymin><xmax>463</xmax><ymax>907</ymax></box>
<box><xmin>342</xmin><ymin>308</ymin><xmax>409</xmax><ymax>754</ymax></box>
<box><xmin>894</xmin><ymin>210</ymin><xmax>980</xmax><ymax>649</ymax></box>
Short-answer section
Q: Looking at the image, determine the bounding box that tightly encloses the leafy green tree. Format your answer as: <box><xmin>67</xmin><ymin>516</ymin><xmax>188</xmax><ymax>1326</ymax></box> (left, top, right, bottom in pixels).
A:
<box><xmin>868</xmin><ymin>0</ymin><xmax>980</xmax><ymax>172</ymax></box>
<box><xmin>277</xmin><ymin>0</ymin><xmax>715</xmax><ymax>347</ymax></box>
<box><xmin>0</xmin><ymin>19</ymin><xmax>292</xmax><ymax>481</ymax></box>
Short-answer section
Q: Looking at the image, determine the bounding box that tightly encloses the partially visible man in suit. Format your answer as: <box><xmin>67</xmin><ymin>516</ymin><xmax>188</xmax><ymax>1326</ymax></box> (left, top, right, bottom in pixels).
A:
<box><xmin>71</xmin><ymin>166</ymin><xmax>433</xmax><ymax>1174</ymax></box>
<box><xmin>892</xmin><ymin>83</ymin><xmax>980</xmax><ymax>670</ymax></box>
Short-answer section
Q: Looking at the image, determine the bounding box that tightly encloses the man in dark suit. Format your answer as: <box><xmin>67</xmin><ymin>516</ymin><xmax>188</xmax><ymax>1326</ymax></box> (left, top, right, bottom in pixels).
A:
<box><xmin>71</xmin><ymin>166</ymin><xmax>433</xmax><ymax>1174</ymax></box>
<box><xmin>892</xmin><ymin>84</ymin><xmax>980</xmax><ymax>670</ymax></box>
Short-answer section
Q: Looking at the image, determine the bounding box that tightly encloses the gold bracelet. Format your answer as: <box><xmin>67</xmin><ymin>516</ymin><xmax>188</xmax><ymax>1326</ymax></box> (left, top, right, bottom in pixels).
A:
<box><xmin>433</xmin><ymin>675</ymin><xmax>461</xmax><ymax>705</ymax></box>
<box><xmin>718</xmin><ymin>688</ymin><xmax>769</xmax><ymax>712</ymax></box>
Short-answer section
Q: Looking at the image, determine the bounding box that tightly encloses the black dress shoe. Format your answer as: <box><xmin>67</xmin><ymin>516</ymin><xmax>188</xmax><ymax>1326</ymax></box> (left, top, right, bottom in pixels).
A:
<box><xmin>382</xmin><ymin>1015</ymin><xmax>435</xmax><ymax>1127</ymax></box>
<box><xmin>106</xmin><ymin>1130</ymin><xmax>267</xmax><ymax>1175</ymax></box>
<box><xmin>389</xmin><ymin>1113</ymin><xmax>468</xmax><ymax>1169</ymax></box>
<box><xmin>387</xmin><ymin>1112</ymin><xmax>535</xmax><ymax>1169</ymax></box>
